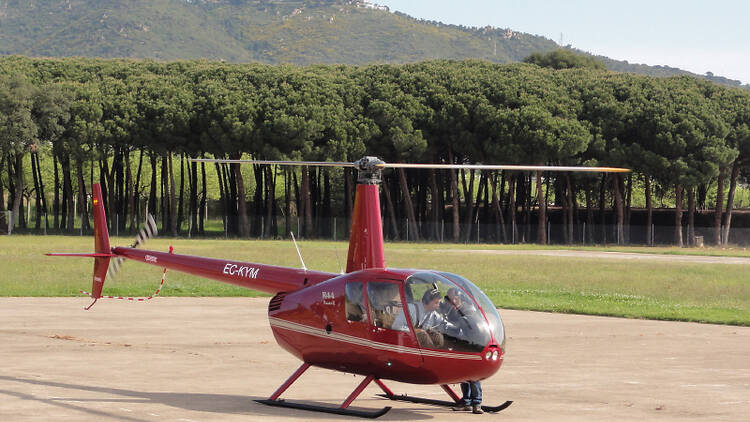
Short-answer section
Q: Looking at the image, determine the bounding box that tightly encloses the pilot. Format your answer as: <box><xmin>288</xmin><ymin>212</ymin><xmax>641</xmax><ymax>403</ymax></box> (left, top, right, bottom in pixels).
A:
<box><xmin>440</xmin><ymin>287</ymin><xmax>477</xmax><ymax>329</ymax></box>
<box><xmin>392</xmin><ymin>288</ymin><xmax>459</xmax><ymax>348</ymax></box>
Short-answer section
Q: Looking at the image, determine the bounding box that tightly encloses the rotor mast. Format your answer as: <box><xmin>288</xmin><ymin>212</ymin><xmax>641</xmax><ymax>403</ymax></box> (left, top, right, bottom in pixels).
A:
<box><xmin>346</xmin><ymin>157</ymin><xmax>387</xmax><ymax>273</ymax></box>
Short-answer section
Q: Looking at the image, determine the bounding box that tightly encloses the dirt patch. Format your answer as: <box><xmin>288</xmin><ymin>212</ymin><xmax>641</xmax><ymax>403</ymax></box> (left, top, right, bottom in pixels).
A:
<box><xmin>1</xmin><ymin>297</ymin><xmax>748</xmax><ymax>421</ymax></box>
<box><xmin>48</xmin><ymin>333</ymin><xmax>132</xmax><ymax>347</ymax></box>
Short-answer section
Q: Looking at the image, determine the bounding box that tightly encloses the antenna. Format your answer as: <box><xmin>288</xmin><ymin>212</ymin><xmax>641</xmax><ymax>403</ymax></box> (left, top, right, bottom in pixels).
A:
<box><xmin>335</xmin><ymin>249</ymin><xmax>344</xmax><ymax>274</ymax></box>
<box><xmin>290</xmin><ymin>232</ymin><xmax>307</xmax><ymax>271</ymax></box>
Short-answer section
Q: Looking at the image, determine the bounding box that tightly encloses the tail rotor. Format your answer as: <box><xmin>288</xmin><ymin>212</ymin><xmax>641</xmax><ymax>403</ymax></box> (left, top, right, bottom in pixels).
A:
<box><xmin>106</xmin><ymin>214</ymin><xmax>157</xmax><ymax>280</ymax></box>
<box><xmin>47</xmin><ymin>183</ymin><xmax>161</xmax><ymax>309</ymax></box>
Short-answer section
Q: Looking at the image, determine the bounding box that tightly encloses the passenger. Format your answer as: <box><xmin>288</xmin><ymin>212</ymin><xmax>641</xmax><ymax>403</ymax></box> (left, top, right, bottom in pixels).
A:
<box><xmin>369</xmin><ymin>283</ymin><xmax>400</xmax><ymax>328</ymax></box>
<box><xmin>345</xmin><ymin>283</ymin><xmax>366</xmax><ymax>322</ymax></box>
<box><xmin>392</xmin><ymin>288</ymin><xmax>459</xmax><ymax>348</ymax></box>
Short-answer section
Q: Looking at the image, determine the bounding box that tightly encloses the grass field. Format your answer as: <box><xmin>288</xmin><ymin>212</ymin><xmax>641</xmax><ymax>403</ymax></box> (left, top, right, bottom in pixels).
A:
<box><xmin>3</xmin><ymin>235</ymin><xmax>749</xmax><ymax>326</ymax></box>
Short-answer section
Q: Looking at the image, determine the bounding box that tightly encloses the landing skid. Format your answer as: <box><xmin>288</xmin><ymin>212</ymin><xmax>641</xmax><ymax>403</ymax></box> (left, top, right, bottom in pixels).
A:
<box><xmin>482</xmin><ymin>401</ymin><xmax>514</xmax><ymax>413</ymax></box>
<box><xmin>374</xmin><ymin>382</ymin><xmax>513</xmax><ymax>414</ymax></box>
<box><xmin>256</xmin><ymin>399</ymin><xmax>391</xmax><ymax>419</ymax></box>
<box><xmin>378</xmin><ymin>394</ymin><xmax>512</xmax><ymax>412</ymax></box>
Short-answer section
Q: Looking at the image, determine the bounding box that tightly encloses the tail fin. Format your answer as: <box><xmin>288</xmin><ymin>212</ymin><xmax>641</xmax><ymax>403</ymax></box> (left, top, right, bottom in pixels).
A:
<box><xmin>90</xmin><ymin>183</ymin><xmax>112</xmax><ymax>299</ymax></box>
<box><xmin>47</xmin><ymin>184</ymin><xmax>158</xmax><ymax>307</ymax></box>
<box><xmin>47</xmin><ymin>184</ymin><xmax>113</xmax><ymax>307</ymax></box>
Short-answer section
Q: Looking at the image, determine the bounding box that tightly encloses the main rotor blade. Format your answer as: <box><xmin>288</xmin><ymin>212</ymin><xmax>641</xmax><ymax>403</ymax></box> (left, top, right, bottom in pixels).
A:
<box><xmin>189</xmin><ymin>158</ymin><xmax>630</xmax><ymax>173</ymax></box>
<box><xmin>379</xmin><ymin>163</ymin><xmax>631</xmax><ymax>173</ymax></box>
<box><xmin>189</xmin><ymin>158</ymin><xmax>356</xmax><ymax>167</ymax></box>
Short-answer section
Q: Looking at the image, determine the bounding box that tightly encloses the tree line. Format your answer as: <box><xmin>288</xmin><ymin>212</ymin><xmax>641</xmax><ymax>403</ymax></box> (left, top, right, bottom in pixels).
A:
<box><xmin>1</xmin><ymin>55</ymin><xmax>749</xmax><ymax>246</ymax></box>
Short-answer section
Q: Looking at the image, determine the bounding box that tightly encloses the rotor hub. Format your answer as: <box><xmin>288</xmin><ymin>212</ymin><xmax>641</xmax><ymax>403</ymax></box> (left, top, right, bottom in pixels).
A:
<box><xmin>355</xmin><ymin>156</ymin><xmax>385</xmax><ymax>184</ymax></box>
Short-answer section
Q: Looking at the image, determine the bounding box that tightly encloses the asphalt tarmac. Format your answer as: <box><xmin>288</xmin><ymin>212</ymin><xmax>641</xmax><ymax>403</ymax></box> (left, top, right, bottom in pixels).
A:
<box><xmin>1</xmin><ymin>297</ymin><xmax>748</xmax><ymax>421</ymax></box>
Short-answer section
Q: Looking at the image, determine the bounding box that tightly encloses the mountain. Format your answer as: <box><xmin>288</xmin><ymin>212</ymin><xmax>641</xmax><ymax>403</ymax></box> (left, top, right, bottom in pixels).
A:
<box><xmin>0</xmin><ymin>0</ymin><xmax>746</xmax><ymax>88</ymax></box>
<box><xmin>0</xmin><ymin>0</ymin><xmax>556</xmax><ymax>63</ymax></box>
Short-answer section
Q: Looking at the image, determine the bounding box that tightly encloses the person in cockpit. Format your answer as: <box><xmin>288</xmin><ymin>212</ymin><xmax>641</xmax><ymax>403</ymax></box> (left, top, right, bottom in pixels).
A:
<box><xmin>440</xmin><ymin>287</ymin><xmax>477</xmax><ymax>330</ymax></box>
<box><xmin>392</xmin><ymin>288</ymin><xmax>460</xmax><ymax>348</ymax></box>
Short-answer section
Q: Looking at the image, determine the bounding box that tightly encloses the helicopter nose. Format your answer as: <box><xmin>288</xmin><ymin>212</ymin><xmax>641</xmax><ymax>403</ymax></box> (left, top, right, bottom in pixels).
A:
<box><xmin>482</xmin><ymin>345</ymin><xmax>502</xmax><ymax>362</ymax></box>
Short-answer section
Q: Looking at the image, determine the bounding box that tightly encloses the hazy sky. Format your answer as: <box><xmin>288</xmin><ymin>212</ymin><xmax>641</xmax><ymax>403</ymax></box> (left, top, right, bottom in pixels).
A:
<box><xmin>376</xmin><ymin>0</ymin><xmax>750</xmax><ymax>84</ymax></box>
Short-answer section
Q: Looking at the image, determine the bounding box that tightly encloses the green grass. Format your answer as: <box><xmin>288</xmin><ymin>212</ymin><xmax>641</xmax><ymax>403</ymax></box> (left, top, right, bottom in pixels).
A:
<box><xmin>3</xmin><ymin>235</ymin><xmax>750</xmax><ymax>326</ymax></box>
<box><xmin>388</xmin><ymin>241</ymin><xmax>750</xmax><ymax>257</ymax></box>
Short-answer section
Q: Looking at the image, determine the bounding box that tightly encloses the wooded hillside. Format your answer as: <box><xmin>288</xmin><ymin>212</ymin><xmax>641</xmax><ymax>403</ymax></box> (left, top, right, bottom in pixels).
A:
<box><xmin>2</xmin><ymin>56</ymin><xmax>749</xmax><ymax>246</ymax></box>
<box><xmin>2</xmin><ymin>0</ymin><xmax>745</xmax><ymax>88</ymax></box>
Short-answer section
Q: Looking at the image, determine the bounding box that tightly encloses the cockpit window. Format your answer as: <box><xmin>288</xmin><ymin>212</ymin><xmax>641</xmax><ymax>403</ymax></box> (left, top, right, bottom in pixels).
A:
<box><xmin>392</xmin><ymin>272</ymin><xmax>492</xmax><ymax>353</ymax></box>
<box><xmin>439</xmin><ymin>272</ymin><xmax>506</xmax><ymax>350</ymax></box>
<box><xmin>367</xmin><ymin>282</ymin><xmax>401</xmax><ymax>329</ymax></box>
<box><xmin>345</xmin><ymin>282</ymin><xmax>367</xmax><ymax>322</ymax></box>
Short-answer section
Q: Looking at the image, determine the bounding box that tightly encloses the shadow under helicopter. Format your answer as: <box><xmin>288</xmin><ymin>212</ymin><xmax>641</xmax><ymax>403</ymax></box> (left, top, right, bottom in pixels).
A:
<box><xmin>0</xmin><ymin>375</ymin><xmax>434</xmax><ymax>420</ymax></box>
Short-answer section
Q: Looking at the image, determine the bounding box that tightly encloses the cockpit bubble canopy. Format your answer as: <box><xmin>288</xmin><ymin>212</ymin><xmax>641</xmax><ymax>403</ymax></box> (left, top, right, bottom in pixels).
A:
<box><xmin>401</xmin><ymin>272</ymin><xmax>505</xmax><ymax>353</ymax></box>
<box><xmin>439</xmin><ymin>272</ymin><xmax>506</xmax><ymax>351</ymax></box>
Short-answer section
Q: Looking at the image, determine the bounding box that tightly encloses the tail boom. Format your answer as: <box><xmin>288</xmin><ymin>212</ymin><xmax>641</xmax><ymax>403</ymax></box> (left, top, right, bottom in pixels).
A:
<box><xmin>112</xmin><ymin>247</ymin><xmax>337</xmax><ymax>294</ymax></box>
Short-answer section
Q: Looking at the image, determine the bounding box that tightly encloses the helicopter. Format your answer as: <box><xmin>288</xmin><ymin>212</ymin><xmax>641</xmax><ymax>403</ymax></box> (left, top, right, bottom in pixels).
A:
<box><xmin>49</xmin><ymin>156</ymin><xmax>629</xmax><ymax>418</ymax></box>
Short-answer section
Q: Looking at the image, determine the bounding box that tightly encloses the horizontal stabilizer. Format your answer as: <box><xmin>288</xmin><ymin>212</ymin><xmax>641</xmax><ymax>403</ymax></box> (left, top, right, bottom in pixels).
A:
<box><xmin>46</xmin><ymin>253</ymin><xmax>117</xmax><ymax>258</ymax></box>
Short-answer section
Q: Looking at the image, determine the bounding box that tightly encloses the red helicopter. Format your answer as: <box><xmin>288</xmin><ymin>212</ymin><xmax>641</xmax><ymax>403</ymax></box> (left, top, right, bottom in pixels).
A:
<box><xmin>49</xmin><ymin>156</ymin><xmax>628</xmax><ymax>418</ymax></box>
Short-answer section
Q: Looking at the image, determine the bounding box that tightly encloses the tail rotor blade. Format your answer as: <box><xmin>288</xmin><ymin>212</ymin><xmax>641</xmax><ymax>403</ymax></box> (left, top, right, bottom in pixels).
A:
<box><xmin>106</xmin><ymin>257</ymin><xmax>124</xmax><ymax>280</ymax></box>
<box><xmin>109</xmin><ymin>215</ymin><xmax>158</xmax><ymax>280</ymax></box>
<box><xmin>135</xmin><ymin>228</ymin><xmax>147</xmax><ymax>247</ymax></box>
<box><xmin>146</xmin><ymin>214</ymin><xmax>158</xmax><ymax>237</ymax></box>
<box><xmin>130</xmin><ymin>214</ymin><xmax>158</xmax><ymax>248</ymax></box>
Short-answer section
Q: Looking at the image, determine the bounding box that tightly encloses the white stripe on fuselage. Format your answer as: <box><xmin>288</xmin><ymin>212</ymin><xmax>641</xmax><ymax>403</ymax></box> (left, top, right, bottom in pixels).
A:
<box><xmin>268</xmin><ymin>317</ymin><xmax>482</xmax><ymax>361</ymax></box>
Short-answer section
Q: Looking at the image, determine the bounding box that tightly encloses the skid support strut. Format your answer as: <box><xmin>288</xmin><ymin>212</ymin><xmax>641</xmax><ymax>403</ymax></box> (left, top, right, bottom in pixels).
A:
<box><xmin>341</xmin><ymin>375</ymin><xmax>375</xmax><ymax>408</ymax></box>
<box><xmin>255</xmin><ymin>363</ymin><xmax>391</xmax><ymax>419</ymax></box>
<box><xmin>268</xmin><ymin>362</ymin><xmax>310</xmax><ymax>400</ymax></box>
<box><xmin>441</xmin><ymin>384</ymin><xmax>462</xmax><ymax>403</ymax></box>
<box><xmin>374</xmin><ymin>378</ymin><xmax>394</xmax><ymax>396</ymax></box>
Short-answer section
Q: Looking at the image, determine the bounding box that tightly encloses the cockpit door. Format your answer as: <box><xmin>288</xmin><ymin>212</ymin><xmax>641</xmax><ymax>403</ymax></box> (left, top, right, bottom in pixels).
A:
<box><xmin>365</xmin><ymin>280</ymin><xmax>423</xmax><ymax>368</ymax></box>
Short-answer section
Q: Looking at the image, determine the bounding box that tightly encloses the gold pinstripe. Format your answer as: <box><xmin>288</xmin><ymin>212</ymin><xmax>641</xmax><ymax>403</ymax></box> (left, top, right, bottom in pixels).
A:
<box><xmin>269</xmin><ymin>317</ymin><xmax>482</xmax><ymax>361</ymax></box>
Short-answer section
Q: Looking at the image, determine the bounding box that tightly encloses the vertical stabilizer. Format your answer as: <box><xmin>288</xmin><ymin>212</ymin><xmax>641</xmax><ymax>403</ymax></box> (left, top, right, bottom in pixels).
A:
<box><xmin>91</xmin><ymin>184</ymin><xmax>111</xmax><ymax>298</ymax></box>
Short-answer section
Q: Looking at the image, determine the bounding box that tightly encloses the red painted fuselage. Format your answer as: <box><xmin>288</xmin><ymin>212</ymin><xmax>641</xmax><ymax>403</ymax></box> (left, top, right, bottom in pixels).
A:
<box><xmin>267</xmin><ymin>268</ymin><xmax>504</xmax><ymax>385</ymax></box>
